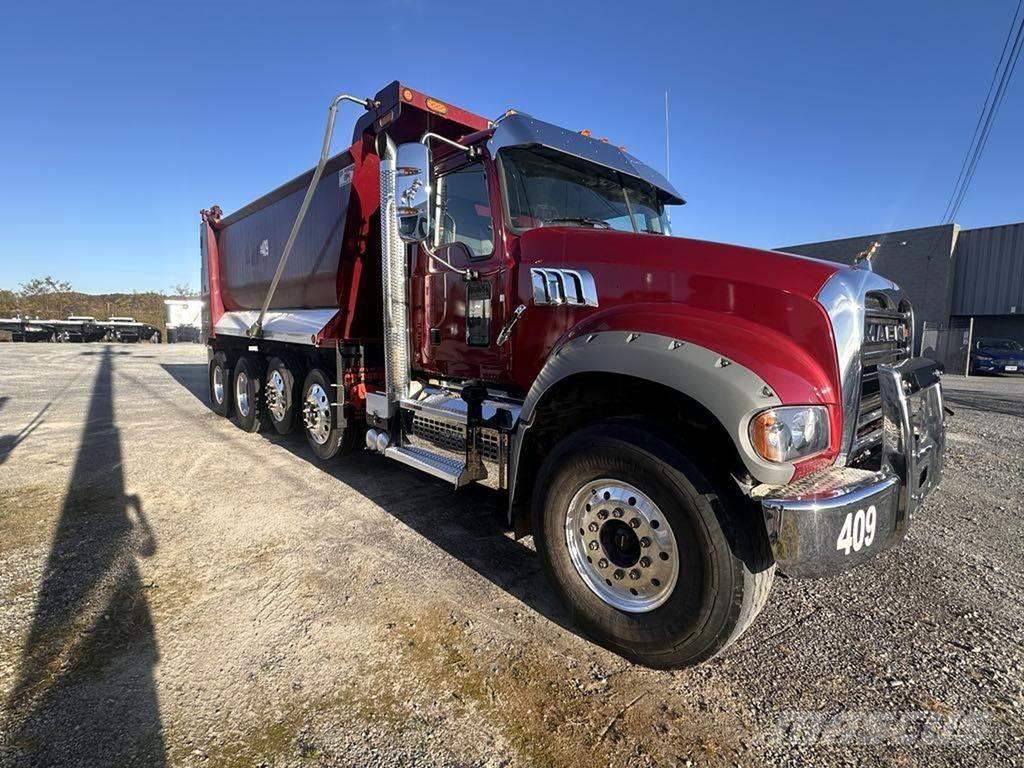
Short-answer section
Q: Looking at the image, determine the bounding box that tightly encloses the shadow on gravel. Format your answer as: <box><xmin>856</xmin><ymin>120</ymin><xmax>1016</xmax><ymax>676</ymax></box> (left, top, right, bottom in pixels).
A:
<box><xmin>943</xmin><ymin>389</ymin><xmax>1024</xmax><ymax>419</ymax></box>
<box><xmin>159</xmin><ymin>361</ymin><xmax>579</xmax><ymax>638</ymax></box>
<box><xmin>0</xmin><ymin>401</ymin><xmax>51</xmax><ymax>467</ymax></box>
<box><xmin>5</xmin><ymin>347</ymin><xmax>165</xmax><ymax>766</ymax></box>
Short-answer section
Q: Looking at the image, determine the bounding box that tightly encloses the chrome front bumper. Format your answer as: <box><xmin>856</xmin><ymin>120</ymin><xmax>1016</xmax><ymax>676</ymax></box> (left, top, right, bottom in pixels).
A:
<box><xmin>759</xmin><ymin>359</ymin><xmax>945</xmax><ymax>578</ymax></box>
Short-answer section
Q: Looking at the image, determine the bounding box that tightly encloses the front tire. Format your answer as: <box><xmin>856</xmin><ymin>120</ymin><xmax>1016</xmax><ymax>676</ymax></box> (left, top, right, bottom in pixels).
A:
<box><xmin>209</xmin><ymin>352</ymin><xmax>232</xmax><ymax>417</ymax></box>
<box><xmin>532</xmin><ymin>420</ymin><xmax>774</xmax><ymax>668</ymax></box>
<box><xmin>232</xmin><ymin>356</ymin><xmax>268</xmax><ymax>433</ymax></box>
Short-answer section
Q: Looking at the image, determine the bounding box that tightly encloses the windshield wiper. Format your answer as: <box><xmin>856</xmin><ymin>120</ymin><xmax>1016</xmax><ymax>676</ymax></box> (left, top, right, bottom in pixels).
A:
<box><xmin>542</xmin><ymin>217</ymin><xmax>611</xmax><ymax>229</ymax></box>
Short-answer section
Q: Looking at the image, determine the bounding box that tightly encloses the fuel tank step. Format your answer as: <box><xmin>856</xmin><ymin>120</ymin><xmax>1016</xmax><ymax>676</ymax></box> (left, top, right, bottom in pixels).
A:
<box><xmin>383</xmin><ymin>444</ymin><xmax>466</xmax><ymax>486</ymax></box>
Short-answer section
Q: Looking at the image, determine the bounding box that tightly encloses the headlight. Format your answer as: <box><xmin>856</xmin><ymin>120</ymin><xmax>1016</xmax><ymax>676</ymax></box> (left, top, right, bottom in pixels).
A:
<box><xmin>974</xmin><ymin>354</ymin><xmax>993</xmax><ymax>363</ymax></box>
<box><xmin>750</xmin><ymin>406</ymin><xmax>830</xmax><ymax>463</ymax></box>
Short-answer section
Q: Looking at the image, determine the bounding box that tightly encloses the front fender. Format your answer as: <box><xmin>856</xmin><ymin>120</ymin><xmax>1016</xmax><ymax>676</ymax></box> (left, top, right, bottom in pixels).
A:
<box><xmin>507</xmin><ymin>304</ymin><xmax>843</xmax><ymax>525</ymax></box>
<box><xmin>516</xmin><ymin>328</ymin><xmax>794</xmax><ymax>488</ymax></box>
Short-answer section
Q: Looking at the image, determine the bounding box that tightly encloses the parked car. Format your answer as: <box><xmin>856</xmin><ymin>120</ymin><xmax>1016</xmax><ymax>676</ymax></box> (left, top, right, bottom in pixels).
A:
<box><xmin>971</xmin><ymin>338</ymin><xmax>1024</xmax><ymax>374</ymax></box>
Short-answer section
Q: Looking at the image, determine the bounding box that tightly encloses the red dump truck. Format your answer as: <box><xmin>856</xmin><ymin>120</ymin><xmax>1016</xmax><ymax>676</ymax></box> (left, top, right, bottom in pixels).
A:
<box><xmin>200</xmin><ymin>81</ymin><xmax>946</xmax><ymax>667</ymax></box>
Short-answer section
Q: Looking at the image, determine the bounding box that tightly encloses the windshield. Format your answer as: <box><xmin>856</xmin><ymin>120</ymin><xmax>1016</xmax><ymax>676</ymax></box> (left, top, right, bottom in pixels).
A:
<box><xmin>979</xmin><ymin>338</ymin><xmax>1024</xmax><ymax>351</ymax></box>
<box><xmin>499</xmin><ymin>146</ymin><xmax>669</xmax><ymax>235</ymax></box>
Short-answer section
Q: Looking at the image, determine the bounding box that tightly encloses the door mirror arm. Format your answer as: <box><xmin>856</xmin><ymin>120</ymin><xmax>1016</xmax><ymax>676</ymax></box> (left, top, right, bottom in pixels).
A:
<box><xmin>421</xmin><ymin>241</ymin><xmax>478</xmax><ymax>281</ymax></box>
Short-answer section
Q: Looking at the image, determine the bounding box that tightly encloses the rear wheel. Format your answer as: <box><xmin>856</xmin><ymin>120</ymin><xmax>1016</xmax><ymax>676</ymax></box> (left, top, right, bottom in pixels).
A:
<box><xmin>232</xmin><ymin>356</ymin><xmax>268</xmax><ymax>432</ymax></box>
<box><xmin>301</xmin><ymin>368</ymin><xmax>343</xmax><ymax>460</ymax></box>
<box><xmin>265</xmin><ymin>357</ymin><xmax>298</xmax><ymax>435</ymax></box>
<box><xmin>533</xmin><ymin>420</ymin><xmax>774</xmax><ymax>668</ymax></box>
<box><xmin>209</xmin><ymin>352</ymin><xmax>232</xmax><ymax>417</ymax></box>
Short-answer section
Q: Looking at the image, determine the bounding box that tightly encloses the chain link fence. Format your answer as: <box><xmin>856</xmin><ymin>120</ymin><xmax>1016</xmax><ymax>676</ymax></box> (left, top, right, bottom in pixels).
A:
<box><xmin>920</xmin><ymin>319</ymin><xmax>972</xmax><ymax>376</ymax></box>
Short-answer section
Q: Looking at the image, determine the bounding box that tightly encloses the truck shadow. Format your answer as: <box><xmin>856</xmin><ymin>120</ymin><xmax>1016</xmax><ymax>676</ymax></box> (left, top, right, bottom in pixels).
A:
<box><xmin>5</xmin><ymin>347</ymin><xmax>165</xmax><ymax>766</ymax></box>
<box><xmin>159</xmin><ymin>362</ymin><xmax>577</xmax><ymax>637</ymax></box>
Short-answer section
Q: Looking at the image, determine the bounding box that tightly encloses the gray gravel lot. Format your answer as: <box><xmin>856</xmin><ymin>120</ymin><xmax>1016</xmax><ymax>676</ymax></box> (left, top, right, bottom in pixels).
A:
<box><xmin>0</xmin><ymin>344</ymin><xmax>1021</xmax><ymax>767</ymax></box>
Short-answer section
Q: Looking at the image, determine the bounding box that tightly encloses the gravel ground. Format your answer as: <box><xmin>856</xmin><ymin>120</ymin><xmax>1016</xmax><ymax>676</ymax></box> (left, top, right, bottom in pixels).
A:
<box><xmin>0</xmin><ymin>344</ymin><xmax>1021</xmax><ymax>767</ymax></box>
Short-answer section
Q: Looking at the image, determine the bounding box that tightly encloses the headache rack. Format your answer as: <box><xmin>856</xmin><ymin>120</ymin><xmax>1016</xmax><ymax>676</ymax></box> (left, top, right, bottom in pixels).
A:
<box><xmin>849</xmin><ymin>292</ymin><xmax>913</xmax><ymax>468</ymax></box>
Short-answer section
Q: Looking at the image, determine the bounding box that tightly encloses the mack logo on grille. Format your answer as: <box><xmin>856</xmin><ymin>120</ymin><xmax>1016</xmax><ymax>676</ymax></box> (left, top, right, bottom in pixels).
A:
<box><xmin>865</xmin><ymin>322</ymin><xmax>908</xmax><ymax>344</ymax></box>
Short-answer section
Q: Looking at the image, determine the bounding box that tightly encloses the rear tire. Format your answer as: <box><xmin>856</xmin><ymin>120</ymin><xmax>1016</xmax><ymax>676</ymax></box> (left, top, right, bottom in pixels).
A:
<box><xmin>232</xmin><ymin>356</ymin><xmax>268</xmax><ymax>433</ymax></box>
<box><xmin>301</xmin><ymin>368</ymin><xmax>344</xmax><ymax>460</ymax></box>
<box><xmin>209</xmin><ymin>352</ymin><xmax>232</xmax><ymax>417</ymax></box>
<box><xmin>532</xmin><ymin>420</ymin><xmax>774</xmax><ymax>668</ymax></box>
<box><xmin>266</xmin><ymin>357</ymin><xmax>298</xmax><ymax>435</ymax></box>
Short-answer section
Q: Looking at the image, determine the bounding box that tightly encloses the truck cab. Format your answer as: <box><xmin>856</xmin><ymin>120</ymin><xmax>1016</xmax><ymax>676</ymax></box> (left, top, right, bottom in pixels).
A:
<box><xmin>201</xmin><ymin>82</ymin><xmax>946</xmax><ymax>667</ymax></box>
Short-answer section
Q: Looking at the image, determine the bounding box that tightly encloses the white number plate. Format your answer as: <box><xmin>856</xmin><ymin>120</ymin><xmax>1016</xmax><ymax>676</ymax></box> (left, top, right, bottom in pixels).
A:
<box><xmin>1005</xmin><ymin>365</ymin><xmax>1018</xmax><ymax>372</ymax></box>
<box><xmin>836</xmin><ymin>505</ymin><xmax>878</xmax><ymax>555</ymax></box>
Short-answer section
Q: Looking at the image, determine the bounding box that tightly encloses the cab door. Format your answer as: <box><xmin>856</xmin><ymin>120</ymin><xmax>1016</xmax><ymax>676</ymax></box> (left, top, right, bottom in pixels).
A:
<box><xmin>412</xmin><ymin>157</ymin><xmax>508</xmax><ymax>382</ymax></box>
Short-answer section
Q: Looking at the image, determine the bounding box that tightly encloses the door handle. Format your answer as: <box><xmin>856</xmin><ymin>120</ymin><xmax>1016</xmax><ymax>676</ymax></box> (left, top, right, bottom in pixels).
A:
<box><xmin>496</xmin><ymin>304</ymin><xmax>527</xmax><ymax>346</ymax></box>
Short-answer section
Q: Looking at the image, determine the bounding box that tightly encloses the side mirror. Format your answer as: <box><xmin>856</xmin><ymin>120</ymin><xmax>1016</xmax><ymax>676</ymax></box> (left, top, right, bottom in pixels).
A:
<box><xmin>395</xmin><ymin>142</ymin><xmax>432</xmax><ymax>243</ymax></box>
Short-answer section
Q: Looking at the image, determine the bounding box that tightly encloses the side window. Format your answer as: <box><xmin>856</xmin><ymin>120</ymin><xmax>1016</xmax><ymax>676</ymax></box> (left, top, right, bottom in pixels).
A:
<box><xmin>436</xmin><ymin>162</ymin><xmax>493</xmax><ymax>259</ymax></box>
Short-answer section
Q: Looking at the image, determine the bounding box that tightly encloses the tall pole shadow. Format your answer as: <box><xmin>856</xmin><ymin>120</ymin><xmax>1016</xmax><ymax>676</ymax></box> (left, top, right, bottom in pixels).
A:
<box><xmin>3</xmin><ymin>347</ymin><xmax>165</xmax><ymax>767</ymax></box>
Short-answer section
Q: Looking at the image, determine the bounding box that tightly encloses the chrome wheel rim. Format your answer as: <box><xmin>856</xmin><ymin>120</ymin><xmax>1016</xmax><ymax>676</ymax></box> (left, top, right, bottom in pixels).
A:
<box><xmin>565</xmin><ymin>479</ymin><xmax>679</xmax><ymax>613</ymax></box>
<box><xmin>235</xmin><ymin>371</ymin><xmax>251</xmax><ymax>417</ymax></box>
<box><xmin>213</xmin><ymin>366</ymin><xmax>224</xmax><ymax>405</ymax></box>
<box><xmin>303</xmin><ymin>383</ymin><xmax>331</xmax><ymax>445</ymax></box>
<box><xmin>267</xmin><ymin>370</ymin><xmax>287</xmax><ymax>422</ymax></box>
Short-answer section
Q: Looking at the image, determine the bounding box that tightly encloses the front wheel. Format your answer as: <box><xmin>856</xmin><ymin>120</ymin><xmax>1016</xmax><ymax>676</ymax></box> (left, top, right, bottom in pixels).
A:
<box><xmin>533</xmin><ymin>420</ymin><xmax>774</xmax><ymax>668</ymax></box>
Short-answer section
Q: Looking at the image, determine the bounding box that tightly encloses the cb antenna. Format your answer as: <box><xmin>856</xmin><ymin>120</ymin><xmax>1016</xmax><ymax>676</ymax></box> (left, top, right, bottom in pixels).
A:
<box><xmin>664</xmin><ymin>90</ymin><xmax>670</xmax><ymax>181</ymax></box>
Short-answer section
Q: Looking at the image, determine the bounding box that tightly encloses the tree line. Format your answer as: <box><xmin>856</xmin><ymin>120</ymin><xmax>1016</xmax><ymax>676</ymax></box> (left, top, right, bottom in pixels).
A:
<box><xmin>0</xmin><ymin>277</ymin><xmax>200</xmax><ymax>332</ymax></box>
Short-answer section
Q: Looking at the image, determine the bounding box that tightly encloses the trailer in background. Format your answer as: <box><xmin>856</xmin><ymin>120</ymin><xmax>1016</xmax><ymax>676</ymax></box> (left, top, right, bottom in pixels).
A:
<box><xmin>0</xmin><ymin>317</ymin><xmax>55</xmax><ymax>342</ymax></box>
<box><xmin>164</xmin><ymin>299</ymin><xmax>203</xmax><ymax>343</ymax></box>
<box><xmin>102</xmin><ymin>316</ymin><xmax>160</xmax><ymax>343</ymax></box>
<box><xmin>53</xmin><ymin>316</ymin><xmax>107</xmax><ymax>343</ymax></box>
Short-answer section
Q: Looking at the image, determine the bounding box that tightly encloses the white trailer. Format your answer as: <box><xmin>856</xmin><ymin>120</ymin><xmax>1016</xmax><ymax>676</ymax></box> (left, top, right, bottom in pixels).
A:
<box><xmin>164</xmin><ymin>299</ymin><xmax>204</xmax><ymax>343</ymax></box>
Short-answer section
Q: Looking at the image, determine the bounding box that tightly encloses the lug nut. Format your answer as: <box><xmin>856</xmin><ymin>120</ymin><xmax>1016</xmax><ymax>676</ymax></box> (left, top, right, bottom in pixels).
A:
<box><xmin>639</xmin><ymin>537</ymin><xmax>651</xmax><ymax>549</ymax></box>
<box><xmin>629</xmin><ymin>569</ymin><xmax>641</xmax><ymax>580</ymax></box>
<box><xmin>588</xmin><ymin>522</ymin><xmax>599</xmax><ymax>533</ymax></box>
<box><xmin>639</xmin><ymin>556</ymin><xmax>652</xmax><ymax>568</ymax></box>
<box><xmin>597</xmin><ymin>558</ymin><xmax>609</xmax><ymax>569</ymax></box>
<box><xmin>613</xmin><ymin>569</ymin><xmax>625</xmax><ymax>581</ymax></box>
<box><xmin>629</xmin><ymin>517</ymin><xmax>641</xmax><ymax>529</ymax></box>
<box><xmin>597</xmin><ymin>510</ymin><xmax>609</xmax><ymax>520</ymax></box>
<box><xmin>588</xmin><ymin>540</ymin><xmax>599</xmax><ymax>551</ymax></box>
<box><xmin>613</xmin><ymin>508</ymin><xmax>624</xmax><ymax>518</ymax></box>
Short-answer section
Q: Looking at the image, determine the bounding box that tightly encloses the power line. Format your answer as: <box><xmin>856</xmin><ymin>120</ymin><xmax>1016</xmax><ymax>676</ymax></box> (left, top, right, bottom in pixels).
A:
<box><xmin>942</xmin><ymin>0</ymin><xmax>1024</xmax><ymax>224</ymax></box>
<box><xmin>940</xmin><ymin>0</ymin><xmax>1022</xmax><ymax>222</ymax></box>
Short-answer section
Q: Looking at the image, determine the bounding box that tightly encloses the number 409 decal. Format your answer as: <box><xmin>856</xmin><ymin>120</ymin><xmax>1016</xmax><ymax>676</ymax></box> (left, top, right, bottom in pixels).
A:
<box><xmin>836</xmin><ymin>505</ymin><xmax>877</xmax><ymax>555</ymax></box>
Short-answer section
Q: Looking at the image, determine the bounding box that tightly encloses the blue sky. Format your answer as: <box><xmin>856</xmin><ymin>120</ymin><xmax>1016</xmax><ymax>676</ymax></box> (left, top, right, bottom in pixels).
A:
<box><xmin>0</xmin><ymin>0</ymin><xmax>1021</xmax><ymax>294</ymax></box>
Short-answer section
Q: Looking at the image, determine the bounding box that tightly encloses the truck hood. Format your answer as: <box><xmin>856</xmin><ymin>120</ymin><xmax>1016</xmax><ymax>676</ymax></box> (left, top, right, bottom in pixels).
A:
<box><xmin>514</xmin><ymin>227</ymin><xmax>846</xmax><ymax>409</ymax></box>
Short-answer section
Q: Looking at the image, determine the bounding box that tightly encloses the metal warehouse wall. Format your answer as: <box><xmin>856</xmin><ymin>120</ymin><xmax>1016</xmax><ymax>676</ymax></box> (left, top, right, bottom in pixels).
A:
<box><xmin>778</xmin><ymin>224</ymin><xmax>960</xmax><ymax>346</ymax></box>
<box><xmin>951</xmin><ymin>221</ymin><xmax>1024</xmax><ymax>316</ymax></box>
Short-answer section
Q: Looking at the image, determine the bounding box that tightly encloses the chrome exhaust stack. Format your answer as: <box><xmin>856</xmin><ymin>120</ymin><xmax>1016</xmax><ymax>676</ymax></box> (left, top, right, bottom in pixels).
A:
<box><xmin>378</xmin><ymin>134</ymin><xmax>411</xmax><ymax>406</ymax></box>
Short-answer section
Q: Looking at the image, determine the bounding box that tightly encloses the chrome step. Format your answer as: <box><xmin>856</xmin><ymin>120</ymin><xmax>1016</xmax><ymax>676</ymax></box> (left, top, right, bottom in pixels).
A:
<box><xmin>384</xmin><ymin>444</ymin><xmax>466</xmax><ymax>486</ymax></box>
<box><xmin>401</xmin><ymin>391</ymin><xmax>468</xmax><ymax>425</ymax></box>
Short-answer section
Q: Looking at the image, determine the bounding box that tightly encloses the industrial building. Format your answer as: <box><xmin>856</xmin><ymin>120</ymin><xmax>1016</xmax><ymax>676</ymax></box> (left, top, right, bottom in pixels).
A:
<box><xmin>780</xmin><ymin>220</ymin><xmax>1024</xmax><ymax>369</ymax></box>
